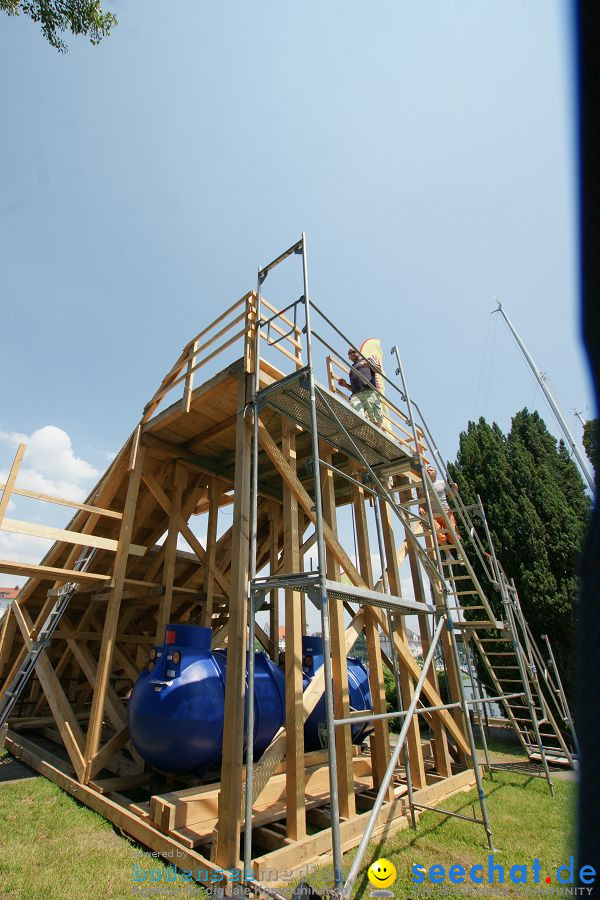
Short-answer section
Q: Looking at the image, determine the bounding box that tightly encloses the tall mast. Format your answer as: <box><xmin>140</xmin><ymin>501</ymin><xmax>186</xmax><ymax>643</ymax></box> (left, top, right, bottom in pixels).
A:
<box><xmin>493</xmin><ymin>299</ymin><xmax>595</xmax><ymax>494</ymax></box>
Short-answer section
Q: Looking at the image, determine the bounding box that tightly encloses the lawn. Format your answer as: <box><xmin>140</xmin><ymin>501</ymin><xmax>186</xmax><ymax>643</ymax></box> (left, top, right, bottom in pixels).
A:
<box><xmin>0</xmin><ymin>740</ymin><xmax>575</xmax><ymax>900</ymax></box>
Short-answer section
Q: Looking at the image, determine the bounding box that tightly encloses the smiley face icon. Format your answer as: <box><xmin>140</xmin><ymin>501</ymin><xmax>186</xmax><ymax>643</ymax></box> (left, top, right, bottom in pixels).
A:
<box><xmin>368</xmin><ymin>857</ymin><xmax>397</xmax><ymax>889</ymax></box>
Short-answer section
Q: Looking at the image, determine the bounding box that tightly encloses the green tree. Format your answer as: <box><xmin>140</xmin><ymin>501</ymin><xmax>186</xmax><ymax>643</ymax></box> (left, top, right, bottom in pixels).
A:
<box><xmin>0</xmin><ymin>0</ymin><xmax>117</xmax><ymax>51</ymax></box>
<box><xmin>582</xmin><ymin>417</ymin><xmax>600</xmax><ymax>485</ymax></box>
<box><xmin>448</xmin><ymin>409</ymin><xmax>590</xmax><ymax>698</ymax></box>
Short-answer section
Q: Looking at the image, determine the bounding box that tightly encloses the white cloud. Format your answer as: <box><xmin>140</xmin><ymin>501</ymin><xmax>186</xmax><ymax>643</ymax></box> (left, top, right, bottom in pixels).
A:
<box><xmin>0</xmin><ymin>426</ymin><xmax>100</xmax><ymax>501</ymax></box>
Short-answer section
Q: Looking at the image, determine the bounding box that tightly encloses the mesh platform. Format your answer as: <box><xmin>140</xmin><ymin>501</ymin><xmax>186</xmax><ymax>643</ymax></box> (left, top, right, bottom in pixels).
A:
<box><xmin>258</xmin><ymin>367</ymin><xmax>413</xmax><ymax>469</ymax></box>
<box><xmin>251</xmin><ymin>573</ymin><xmax>432</xmax><ymax>615</ymax></box>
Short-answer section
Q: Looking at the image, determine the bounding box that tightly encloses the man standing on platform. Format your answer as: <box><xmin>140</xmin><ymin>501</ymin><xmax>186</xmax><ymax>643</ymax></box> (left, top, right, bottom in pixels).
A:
<box><xmin>338</xmin><ymin>346</ymin><xmax>384</xmax><ymax>426</ymax></box>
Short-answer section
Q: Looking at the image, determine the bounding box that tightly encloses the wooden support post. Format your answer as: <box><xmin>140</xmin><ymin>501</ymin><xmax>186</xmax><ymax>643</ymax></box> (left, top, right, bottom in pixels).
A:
<box><xmin>155</xmin><ymin>463</ymin><xmax>187</xmax><ymax>642</ymax></box>
<box><xmin>83</xmin><ymin>446</ymin><xmax>147</xmax><ymax>781</ymax></box>
<box><xmin>268</xmin><ymin>503</ymin><xmax>279</xmax><ymax>660</ymax></box>
<box><xmin>282</xmin><ymin>422</ymin><xmax>306</xmax><ymax>840</ymax></box>
<box><xmin>320</xmin><ymin>445</ymin><xmax>356</xmax><ymax>819</ymax></box>
<box><xmin>349</xmin><ymin>462</ymin><xmax>392</xmax><ymax>794</ymax></box>
<box><xmin>201</xmin><ymin>478</ymin><xmax>220</xmax><ymax>628</ymax></box>
<box><xmin>214</xmin><ymin>374</ymin><xmax>252</xmax><ymax>870</ymax></box>
<box><xmin>405</xmin><ymin>537</ymin><xmax>453</xmax><ymax>777</ymax></box>
<box><xmin>378</xmin><ymin>499</ymin><xmax>428</xmax><ymax>789</ymax></box>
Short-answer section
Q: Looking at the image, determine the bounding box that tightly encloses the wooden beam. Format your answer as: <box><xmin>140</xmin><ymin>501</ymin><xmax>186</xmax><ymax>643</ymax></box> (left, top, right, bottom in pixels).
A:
<box><xmin>349</xmin><ymin>460</ymin><xmax>392</xmax><ymax>795</ymax></box>
<box><xmin>155</xmin><ymin>463</ymin><xmax>187</xmax><ymax>642</ymax></box>
<box><xmin>0</xmin><ymin>442</ymin><xmax>25</xmax><ymax>527</ymax></box>
<box><xmin>142</xmin><ymin>470</ymin><xmax>231</xmax><ymax>597</ymax></box>
<box><xmin>83</xmin><ymin>446</ymin><xmax>147</xmax><ymax>780</ymax></box>
<box><xmin>257</xmin><ymin>418</ymin><xmax>364</xmax><ymax>586</ymax></box>
<box><xmin>0</xmin><ymin>517</ymin><xmax>146</xmax><ymax>556</ymax></box>
<box><xmin>0</xmin><ymin>481</ymin><xmax>122</xmax><ymax>519</ymax></box>
<box><xmin>214</xmin><ymin>374</ymin><xmax>252</xmax><ymax>870</ymax></box>
<box><xmin>88</xmin><ymin>724</ymin><xmax>132</xmax><ymax>782</ymax></box>
<box><xmin>268</xmin><ymin>502</ymin><xmax>279</xmax><ymax>660</ymax></box>
<box><xmin>201</xmin><ymin>478</ymin><xmax>220</xmax><ymax>627</ymax></box>
<box><xmin>320</xmin><ymin>444</ymin><xmax>355</xmax><ymax>819</ymax></box>
<box><xmin>282</xmin><ymin>422</ymin><xmax>306</xmax><ymax>840</ymax></box>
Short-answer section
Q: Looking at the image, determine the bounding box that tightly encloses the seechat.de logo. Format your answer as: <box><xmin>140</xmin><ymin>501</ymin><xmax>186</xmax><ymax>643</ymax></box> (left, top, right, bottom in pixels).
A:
<box><xmin>411</xmin><ymin>855</ymin><xmax>596</xmax><ymax>887</ymax></box>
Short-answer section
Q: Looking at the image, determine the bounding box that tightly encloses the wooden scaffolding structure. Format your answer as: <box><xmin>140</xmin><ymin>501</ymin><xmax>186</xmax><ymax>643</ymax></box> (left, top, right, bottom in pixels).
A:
<box><xmin>1</xmin><ymin>237</ymin><xmax>569</xmax><ymax>893</ymax></box>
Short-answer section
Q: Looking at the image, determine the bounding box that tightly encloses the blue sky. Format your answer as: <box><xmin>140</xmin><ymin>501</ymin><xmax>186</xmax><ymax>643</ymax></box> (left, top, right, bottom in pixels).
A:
<box><xmin>0</xmin><ymin>1</ymin><xmax>593</xmax><ymax>590</ymax></box>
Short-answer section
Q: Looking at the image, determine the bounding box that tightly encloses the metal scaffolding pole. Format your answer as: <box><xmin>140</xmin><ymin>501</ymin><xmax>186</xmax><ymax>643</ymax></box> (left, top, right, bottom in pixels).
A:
<box><xmin>493</xmin><ymin>299</ymin><xmax>595</xmax><ymax>494</ymax></box>
<box><xmin>300</xmin><ymin>233</ymin><xmax>344</xmax><ymax>891</ymax></box>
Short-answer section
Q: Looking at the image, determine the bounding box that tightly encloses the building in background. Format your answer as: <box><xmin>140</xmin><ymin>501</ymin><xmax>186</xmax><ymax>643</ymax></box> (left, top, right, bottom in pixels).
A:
<box><xmin>0</xmin><ymin>586</ymin><xmax>19</xmax><ymax>622</ymax></box>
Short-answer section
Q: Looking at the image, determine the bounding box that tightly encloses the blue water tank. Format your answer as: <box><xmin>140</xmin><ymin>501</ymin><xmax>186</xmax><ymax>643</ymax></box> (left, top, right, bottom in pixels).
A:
<box><xmin>128</xmin><ymin>626</ymin><xmax>373</xmax><ymax>775</ymax></box>
<box><xmin>128</xmin><ymin>624</ymin><xmax>285</xmax><ymax>775</ymax></box>
<box><xmin>301</xmin><ymin>636</ymin><xmax>373</xmax><ymax>751</ymax></box>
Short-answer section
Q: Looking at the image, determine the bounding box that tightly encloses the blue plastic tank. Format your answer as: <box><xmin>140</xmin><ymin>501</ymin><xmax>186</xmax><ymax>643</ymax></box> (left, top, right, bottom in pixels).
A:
<box><xmin>128</xmin><ymin>624</ymin><xmax>285</xmax><ymax>775</ymax></box>
<box><xmin>128</xmin><ymin>625</ymin><xmax>373</xmax><ymax>775</ymax></box>
<box><xmin>301</xmin><ymin>636</ymin><xmax>373</xmax><ymax>751</ymax></box>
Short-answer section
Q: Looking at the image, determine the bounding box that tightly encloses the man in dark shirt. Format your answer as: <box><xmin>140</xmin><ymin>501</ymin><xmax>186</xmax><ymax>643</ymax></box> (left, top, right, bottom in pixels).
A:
<box><xmin>338</xmin><ymin>347</ymin><xmax>384</xmax><ymax>426</ymax></box>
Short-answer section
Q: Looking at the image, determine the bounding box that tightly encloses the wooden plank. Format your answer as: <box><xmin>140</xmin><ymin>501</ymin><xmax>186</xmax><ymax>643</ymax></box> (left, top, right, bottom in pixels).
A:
<box><xmin>83</xmin><ymin>447</ymin><xmax>147</xmax><ymax>780</ymax></box>
<box><xmin>282</xmin><ymin>422</ymin><xmax>306</xmax><ymax>840</ymax></box>
<box><xmin>0</xmin><ymin>517</ymin><xmax>146</xmax><ymax>556</ymax></box>
<box><xmin>0</xmin><ymin>482</ymin><xmax>122</xmax><ymax>519</ymax></box>
<box><xmin>319</xmin><ymin>444</ymin><xmax>355</xmax><ymax>820</ymax></box>
<box><xmin>160</xmin><ymin>760</ymin><xmax>373</xmax><ymax>832</ymax></box>
<box><xmin>214</xmin><ymin>374</ymin><xmax>252</xmax><ymax>870</ymax></box>
<box><xmin>252</xmin><ymin>766</ymin><xmax>479</xmax><ymax>885</ymax></box>
<box><xmin>155</xmin><ymin>463</ymin><xmax>187</xmax><ymax>642</ymax></box>
<box><xmin>0</xmin><ymin>443</ymin><xmax>25</xmax><ymax>527</ymax></box>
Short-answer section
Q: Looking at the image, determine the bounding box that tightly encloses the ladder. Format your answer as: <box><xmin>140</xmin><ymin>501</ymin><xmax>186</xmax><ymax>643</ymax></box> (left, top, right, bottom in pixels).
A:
<box><xmin>0</xmin><ymin>546</ymin><xmax>96</xmax><ymax>730</ymax></box>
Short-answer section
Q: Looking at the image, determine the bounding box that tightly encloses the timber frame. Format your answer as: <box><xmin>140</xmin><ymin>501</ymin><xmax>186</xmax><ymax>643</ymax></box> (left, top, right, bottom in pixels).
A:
<box><xmin>0</xmin><ymin>237</ymin><xmax>572</xmax><ymax>895</ymax></box>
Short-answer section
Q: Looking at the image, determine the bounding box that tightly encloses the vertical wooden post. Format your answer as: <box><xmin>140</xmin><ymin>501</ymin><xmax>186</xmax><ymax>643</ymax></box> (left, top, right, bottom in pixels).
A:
<box><xmin>378</xmin><ymin>498</ymin><xmax>428</xmax><ymax>788</ymax></box>
<box><xmin>282</xmin><ymin>421</ymin><xmax>306</xmax><ymax>840</ymax></box>
<box><xmin>215</xmin><ymin>374</ymin><xmax>252</xmax><ymax>870</ymax></box>
<box><xmin>201</xmin><ymin>478</ymin><xmax>221</xmax><ymax>629</ymax></box>
<box><xmin>183</xmin><ymin>339</ymin><xmax>199</xmax><ymax>412</ymax></box>
<box><xmin>155</xmin><ymin>463</ymin><xmax>187</xmax><ymax>642</ymax></box>
<box><xmin>268</xmin><ymin>502</ymin><xmax>280</xmax><ymax>661</ymax></box>
<box><xmin>349</xmin><ymin>462</ymin><xmax>393</xmax><ymax>794</ymax></box>
<box><xmin>83</xmin><ymin>445</ymin><xmax>146</xmax><ymax>781</ymax></box>
<box><xmin>244</xmin><ymin>293</ymin><xmax>257</xmax><ymax>374</ymax></box>
<box><xmin>320</xmin><ymin>444</ymin><xmax>356</xmax><ymax>819</ymax></box>
<box><xmin>405</xmin><ymin>538</ymin><xmax>453</xmax><ymax>777</ymax></box>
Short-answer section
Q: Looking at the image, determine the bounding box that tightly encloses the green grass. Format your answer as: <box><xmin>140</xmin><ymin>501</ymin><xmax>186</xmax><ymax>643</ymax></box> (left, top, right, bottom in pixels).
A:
<box><xmin>0</xmin><ymin>751</ymin><xmax>200</xmax><ymax>899</ymax></box>
<box><xmin>0</xmin><ymin>746</ymin><xmax>575</xmax><ymax>900</ymax></box>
